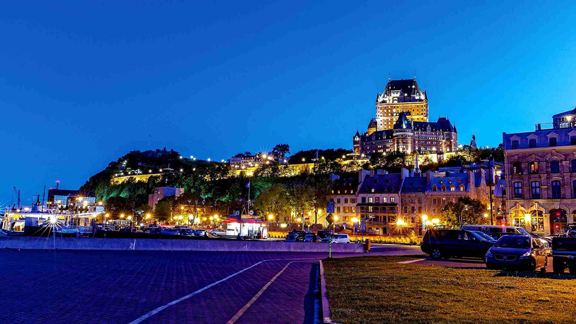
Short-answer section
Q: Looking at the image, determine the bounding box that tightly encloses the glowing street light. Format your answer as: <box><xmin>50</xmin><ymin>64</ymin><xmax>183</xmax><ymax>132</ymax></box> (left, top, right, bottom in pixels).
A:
<box><xmin>145</xmin><ymin>214</ymin><xmax>151</xmax><ymax>220</ymax></box>
<box><xmin>333</xmin><ymin>215</ymin><xmax>339</xmax><ymax>221</ymax></box>
<box><xmin>296</xmin><ymin>217</ymin><xmax>302</xmax><ymax>222</ymax></box>
<box><xmin>120</xmin><ymin>213</ymin><xmax>125</xmax><ymax>219</ymax></box>
<box><xmin>484</xmin><ymin>213</ymin><xmax>489</xmax><ymax>218</ymax></box>
<box><xmin>432</xmin><ymin>218</ymin><xmax>440</xmax><ymax>225</ymax></box>
<box><xmin>268</xmin><ymin>214</ymin><xmax>274</xmax><ymax>221</ymax></box>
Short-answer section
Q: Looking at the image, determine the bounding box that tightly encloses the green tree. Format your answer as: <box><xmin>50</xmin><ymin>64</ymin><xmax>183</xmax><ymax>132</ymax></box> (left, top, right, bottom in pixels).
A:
<box><xmin>254</xmin><ymin>184</ymin><xmax>289</xmax><ymax>218</ymax></box>
<box><xmin>272</xmin><ymin>144</ymin><xmax>291</xmax><ymax>159</ymax></box>
<box><xmin>440</xmin><ymin>197</ymin><xmax>488</xmax><ymax>228</ymax></box>
<box><xmin>154</xmin><ymin>197</ymin><xmax>173</xmax><ymax>221</ymax></box>
<box><xmin>105</xmin><ymin>196</ymin><xmax>135</xmax><ymax>216</ymax></box>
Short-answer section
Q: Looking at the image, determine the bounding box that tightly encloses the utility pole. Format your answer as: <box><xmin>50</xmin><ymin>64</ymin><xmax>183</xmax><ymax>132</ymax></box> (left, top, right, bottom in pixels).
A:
<box><xmin>488</xmin><ymin>156</ymin><xmax>494</xmax><ymax>225</ymax></box>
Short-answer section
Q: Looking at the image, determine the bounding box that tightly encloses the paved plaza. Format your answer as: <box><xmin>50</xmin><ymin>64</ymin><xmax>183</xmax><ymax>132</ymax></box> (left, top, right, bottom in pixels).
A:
<box><xmin>0</xmin><ymin>245</ymin><xmax>420</xmax><ymax>324</ymax></box>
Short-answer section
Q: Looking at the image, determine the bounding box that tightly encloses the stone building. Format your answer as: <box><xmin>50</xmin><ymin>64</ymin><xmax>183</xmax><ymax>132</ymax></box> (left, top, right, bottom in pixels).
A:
<box><xmin>375</xmin><ymin>78</ymin><xmax>428</xmax><ymax>130</ymax></box>
<box><xmin>503</xmin><ymin>106</ymin><xmax>576</xmax><ymax>235</ymax></box>
<box><xmin>328</xmin><ymin>167</ymin><xmax>491</xmax><ymax>236</ymax></box>
<box><xmin>329</xmin><ymin>176</ymin><xmax>359</xmax><ymax>225</ymax></box>
<box><xmin>353</xmin><ymin>112</ymin><xmax>458</xmax><ymax>156</ymax></box>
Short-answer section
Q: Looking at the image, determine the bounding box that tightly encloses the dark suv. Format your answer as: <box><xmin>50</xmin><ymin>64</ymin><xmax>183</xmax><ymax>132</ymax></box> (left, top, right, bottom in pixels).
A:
<box><xmin>421</xmin><ymin>229</ymin><xmax>494</xmax><ymax>260</ymax></box>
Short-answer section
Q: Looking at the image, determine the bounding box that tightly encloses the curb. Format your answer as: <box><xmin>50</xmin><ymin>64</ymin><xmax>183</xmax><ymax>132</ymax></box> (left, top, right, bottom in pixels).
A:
<box><xmin>319</xmin><ymin>260</ymin><xmax>333</xmax><ymax>324</ymax></box>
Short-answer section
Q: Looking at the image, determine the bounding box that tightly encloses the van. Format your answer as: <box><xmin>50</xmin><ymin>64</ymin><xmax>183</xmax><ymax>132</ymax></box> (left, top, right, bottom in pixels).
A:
<box><xmin>461</xmin><ymin>225</ymin><xmax>529</xmax><ymax>239</ymax></box>
<box><xmin>421</xmin><ymin>229</ymin><xmax>494</xmax><ymax>260</ymax></box>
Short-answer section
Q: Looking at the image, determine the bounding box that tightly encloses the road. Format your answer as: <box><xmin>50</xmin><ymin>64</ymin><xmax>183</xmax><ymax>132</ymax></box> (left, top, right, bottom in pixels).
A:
<box><xmin>0</xmin><ymin>244</ymin><xmax>419</xmax><ymax>324</ymax></box>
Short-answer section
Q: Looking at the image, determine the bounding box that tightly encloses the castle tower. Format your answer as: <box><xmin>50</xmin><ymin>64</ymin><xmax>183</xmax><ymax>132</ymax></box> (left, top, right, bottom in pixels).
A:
<box><xmin>375</xmin><ymin>78</ymin><xmax>428</xmax><ymax>131</ymax></box>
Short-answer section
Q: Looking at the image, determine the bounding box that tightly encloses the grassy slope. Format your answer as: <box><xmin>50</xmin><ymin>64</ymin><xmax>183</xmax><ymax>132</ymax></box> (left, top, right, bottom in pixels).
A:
<box><xmin>323</xmin><ymin>256</ymin><xmax>576</xmax><ymax>324</ymax></box>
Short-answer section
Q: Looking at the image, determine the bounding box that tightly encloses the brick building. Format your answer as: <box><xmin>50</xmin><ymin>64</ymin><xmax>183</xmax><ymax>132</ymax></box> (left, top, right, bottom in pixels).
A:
<box><xmin>503</xmin><ymin>106</ymin><xmax>576</xmax><ymax>235</ymax></box>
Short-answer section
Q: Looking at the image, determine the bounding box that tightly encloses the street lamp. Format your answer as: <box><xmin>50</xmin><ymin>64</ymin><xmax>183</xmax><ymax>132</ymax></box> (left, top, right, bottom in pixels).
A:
<box><xmin>396</xmin><ymin>218</ymin><xmax>406</xmax><ymax>236</ymax></box>
<box><xmin>524</xmin><ymin>213</ymin><xmax>532</xmax><ymax>232</ymax></box>
<box><xmin>267</xmin><ymin>214</ymin><xmax>274</xmax><ymax>221</ymax></box>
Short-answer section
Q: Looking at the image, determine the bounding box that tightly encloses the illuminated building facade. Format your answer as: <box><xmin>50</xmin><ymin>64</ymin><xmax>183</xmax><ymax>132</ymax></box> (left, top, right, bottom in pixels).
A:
<box><xmin>353</xmin><ymin>112</ymin><xmax>458</xmax><ymax>156</ymax></box>
<box><xmin>504</xmin><ymin>106</ymin><xmax>576</xmax><ymax>235</ymax></box>
<box><xmin>375</xmin><ymin>78</ymin><xmax>428</xmax><ymax>130</ymax></box>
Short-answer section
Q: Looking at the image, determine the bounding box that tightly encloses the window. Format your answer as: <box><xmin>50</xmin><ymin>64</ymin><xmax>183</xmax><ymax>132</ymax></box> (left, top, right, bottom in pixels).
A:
<box><xmin>529</xmin><ymin>139</ymin><xmax>537</xmax><ymax>148</ymax></box>
<box><xmin>450</xmin><ymin>185</ymin><xmax>455</xmax><ymax>192</ymax></box>
<box><xmin>368</xmin><ymin>197</ymin><xmax>373</xmax><ymax>203</ymax></box>
<box><xmin>441</xmin><ymin>185</ymin><xmax>447</xmax><ymax>192</ymax></box>
<box><xmin>361</xmin><ymin>197</ymin><xmax>366</xmax><ymax>203</ymax></box>
<box><xmin>351</xmin><ymin>198</ymin><xmax>356</xmax><ymax>204</ymax></box>
<box><xmin>336</xmin><ymin>198</ymin><xmax>341</xmax><ymax>204</ymax></box>
<box><xmin>572</xmin><ymin>136</ymin><xmax>576</xmax><ymax>145</ymax></box>
<box><xmin>552</xmin><ymin>181</ymin><xmax>561</xmax><ymax>199</ymax></box>
<box><xmin>531</xmin><ymin>181</ymin><xmax>540</xmax><ymax>199</ymax></box>
<box><xmin>572</xmin><ymin>159</ymin><xmax>576</xmax><ymax>172</ymax></box>
<box><xmin>344</xmin><ymin>198</ymin><xmax>348</xmax><ymax>204</ymax></box>
<box><xmin>382</xmin><ymin>197</ymin><xmax>387</xmax><ymax>203</ymax></box>
<box><xmin>336</xmin><ymin>207</ymin><xmax>341</xmax><ymax>213</ymax></box>
<box><xmin>573</xmin><ymin>180</ymin><xmax>576</xmax><ymax>198</ymax></box>
<box><xmin>459</xmin><ymin>184</ymin><xmax>465</xmax><ymax>191</ymax></box>
<box><xmin>549</xmin><ymin>137</ymin><xmax>558</xmax><ymax>147</ymax></box>
<box><xmin>432</xmin><ymin>198</ymin><xmax>437</xmax><ymax>205</ymax></box>
<box><xmin>513</xmin><ymin>182</ymin><xmax>522</xmax><ymax>198</ymax></box>
<box><xmin>432</xmin><ymin>185</ymin><xmax>437</xmax><ymax>192</ymax></box>
<box><xmin>512</xmin><ymin>162</ymin><xmax>523</xmax><ymax>175</ymax></box>
<box><xmin>390</xmin><ymin>197</ymin><xmax>395</xmax><ymax>203</ymax></box>
<box><xmin>550</xmin><ymin>161</ymin><xmax>560</xmax><ymax>173</ymax></box>
<box><xmin>418</xmin><ymin>197</ymin><xmax>422</xmax><ymax>204</ymax></box>
<box><xmin>375</xmin><ymin>197</ymin><xmax>379</xmax><ymax>203</ymax></box>
<box><xmin>403</xmin><ymin>206</ymin><xmax>408</xmax><ymax>213</ymax></box>
<box><xmin>511</xmin><ymin>140</ymin><xmax>519</xmax><ymax>149</ymax></box>
<box><xmin>529</xmin><ymin>161</ymin><xmax>539</xmax><ymax>174</ymax></box>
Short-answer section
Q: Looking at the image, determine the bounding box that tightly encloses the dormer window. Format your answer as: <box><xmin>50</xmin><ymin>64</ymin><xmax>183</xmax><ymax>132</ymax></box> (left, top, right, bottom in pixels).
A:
<box><xmin>511</xmin><ymin>140</ymin><xmax>519</xmax><ymax>149</ymax></box>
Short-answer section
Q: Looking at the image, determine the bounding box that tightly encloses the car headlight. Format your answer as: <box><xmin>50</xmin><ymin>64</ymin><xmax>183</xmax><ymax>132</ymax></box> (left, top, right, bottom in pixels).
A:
<box><xmin>486</xmin><ymin>250</ymin><xmax>493</xmax><ymax>258</ymax></box>
<box><xmin>520</xmin><ymin>251</ymin><xmax>532</xmax><ymax>259</ymax></box>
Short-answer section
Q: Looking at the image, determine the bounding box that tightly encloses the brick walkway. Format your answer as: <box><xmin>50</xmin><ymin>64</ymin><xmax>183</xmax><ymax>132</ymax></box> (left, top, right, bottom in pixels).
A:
<box><xmin>0</xmin><ymin>245</ymin><xmax>417</xmax><ymax>323</ymax></box>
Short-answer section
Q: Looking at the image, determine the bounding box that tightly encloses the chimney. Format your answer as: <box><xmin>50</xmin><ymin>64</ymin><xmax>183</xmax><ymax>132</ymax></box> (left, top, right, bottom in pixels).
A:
<box><xmin>401</xmin><ymin>168</ymin><xmax>409</xmax><ymax>179</ymax></box>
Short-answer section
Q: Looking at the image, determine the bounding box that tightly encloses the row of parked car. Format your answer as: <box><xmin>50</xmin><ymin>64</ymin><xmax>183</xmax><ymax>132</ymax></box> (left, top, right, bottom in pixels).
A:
<box><xmin>285</xmin><ymin>230</ymin><xmax>352</xmax><ymax>243</ymax></box>
<box><xmin>421</xmin><ymin>225</ymin><xmax>552</xmax><ymax>271</ymax></box>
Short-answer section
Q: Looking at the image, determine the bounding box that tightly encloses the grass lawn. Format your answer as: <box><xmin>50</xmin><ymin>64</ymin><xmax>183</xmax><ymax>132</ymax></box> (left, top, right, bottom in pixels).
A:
<box><xmin>323</xmin><ymin>256</ymin><xmax>576</xmax><ymax>324</ymax></box>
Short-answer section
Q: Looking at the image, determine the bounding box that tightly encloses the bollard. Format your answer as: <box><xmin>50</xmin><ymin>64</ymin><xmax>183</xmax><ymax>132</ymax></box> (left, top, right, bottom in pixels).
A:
<box><xmin>329</xmin><ymin>240</ymin><xmax>332</xmax><ymax>259</ymax></box>
<box><xmin>364</xmin><ymin>239</ymin><xmax>371</xmax><ymax>253</ymax></box>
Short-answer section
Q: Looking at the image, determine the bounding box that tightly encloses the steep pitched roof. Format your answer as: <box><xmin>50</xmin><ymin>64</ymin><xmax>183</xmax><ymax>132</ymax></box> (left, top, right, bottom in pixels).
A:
<box><xmin>402</xmin><ymin>177</ymin><xmax>427</xmax><ymax>193</ymax></box>
<box><xmin>358</xmin><ymin>173</ymin><xmax>402</xmax><ymax>194</ymax></box>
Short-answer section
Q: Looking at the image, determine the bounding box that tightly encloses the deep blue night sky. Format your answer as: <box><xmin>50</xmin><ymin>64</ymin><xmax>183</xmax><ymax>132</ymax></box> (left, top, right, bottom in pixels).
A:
<box><xmin>1</xmin><ymin>1</ymin><xmax>576</xmax><ymax>206</ymax></box>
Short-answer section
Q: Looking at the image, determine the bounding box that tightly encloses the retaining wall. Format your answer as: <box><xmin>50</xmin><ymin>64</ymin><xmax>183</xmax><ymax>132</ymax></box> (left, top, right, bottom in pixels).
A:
<box><xmin>0</xmin><ymin>237</ymin><xmax>364</xmax><ymax>253</ymax></box>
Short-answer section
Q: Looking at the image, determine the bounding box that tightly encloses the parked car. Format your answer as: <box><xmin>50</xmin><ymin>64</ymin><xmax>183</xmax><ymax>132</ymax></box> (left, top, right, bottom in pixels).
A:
<box><xmin>461</xmin><ymin>225</ymin><xmax>529</xmax><ymax>240</ymax></box>
<box><xmin>551</xmin><ymin>235</ymin><xmax>576</xmax><ymax>274</ymax></box>
<box><xmin>320</xmin><ymin>234</ymin><xmax>350</xmax><ymax>244</ymax></box>
<box><xmin>486</xmin><ymin>235</ymin><xmax>549</xmax><ymax>271</ymax></box>
<box><xmin>303</xmin><ymin>233</ymin><xmax>316</xmax><ymax>242</ymax></box>
<box><xmin>470</xmin><ymin>231</ymin><xmax>497</xmax><ymax>243</ymax></box>
<box><xmin>286</xmin><ymin>233</ymin><xmax>300</xmax><ymax>242</ymax></box>
<box><xmin>193</xmin><ymin>229</ymin><xmax>207</xmax><ymax>237</ymax></box>
<box><xmin>160</xmin><ymin>228</ymin><xmax>180</xmax><ymax>236</ymax></box>
<box><xmin>332</xmin><ymin>234</ymin><xmax>350</xmax><ymax>244</ymax></box>
<box><xmin>421</xmin><ymin>229</ymin><xmax>494</xmax><ymax>260</ymax></box>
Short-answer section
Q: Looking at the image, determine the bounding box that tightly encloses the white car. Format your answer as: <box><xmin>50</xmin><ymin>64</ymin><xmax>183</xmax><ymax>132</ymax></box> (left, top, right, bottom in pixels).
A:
<box><xmin>331</xmin><ymin>234</ymin><xmax>351</xmax><ymax>244</ymax></box>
